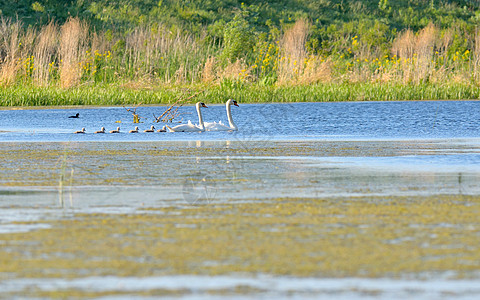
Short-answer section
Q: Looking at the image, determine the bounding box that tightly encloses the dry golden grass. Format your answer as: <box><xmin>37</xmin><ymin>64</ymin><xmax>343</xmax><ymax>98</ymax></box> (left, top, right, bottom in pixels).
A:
<box><xmin>174</xmin><ymin>64</ymin><xmax>187</xmax><ymax>83</ymax></box>
<box><xmin>59</xmin><ymin>17</ymin><xmax>87</xmax><ymax>88</ymax></box>
<box><xmin>392</xmin><ymin>30</ymin><xmax>416</xmax><ymax>84</ymax></box>
<box><xmin>217</xmin><ymin>59</ymin><xmax>247</xmax><ymax>81</ymax></box>
<box><xmin>0</xmin><ymin>17</ymin><xmax>479</xmax><ymax>90</ymax></box>
<box><xmin>278</xmin><ymin>19</ymin><xmax>309</xmax><ymax>84</ymax></box>
<box><xmin>392</xmin><ymin>29</ymin><xmax>415</xmax><ymax>60</ymax></box>
<box><xmin>451</xmin><ymin>72</ymin><xmax>471</xmax><ymax>85</ymax></box>
<box><xmin>0</xmin><ymin>18</ymin><xmax>21</xmax><ymax>86</ymax></box>
<box><xmin>125</xmin><ymin>27</ymin><xmax>151</xmax><ymax>75</ymax></box>
<box><xmin>427</xmin><ymin>66</ymin><xmax>448</xmax><ymax>84</ymax></box>
<box><xmin>124</xmin><ymin>24</ymin><xmax>202</xmax><ymax>83</ymax></box>
<box><xmin>33</xmin><ymin>22</ymin><xmax>58</xmax><ymax>86</ymax></box>
<box><xmin>20</xmin><ymin>27</ymin><xmax>37</xmax><ymax>59</ymax></box>
<box><xmin>372</xmin><ymin>65</ymin><xmax>399</xmax><ymax>83</ymax></box>
<box><xmin>347</xmin><ymin>65</ymin><xmax>373</xmax><ymax>84</ymax></box>
<box><xmin>296</xmin><ymin>56</ymin><xmax>332</xmax><ymax>85</ymax></box>
<box><xmin>202</xmin><ymin>56</ymin><xmax>217</xmax><ymax>83</ymax></box>
<box><xmin>414</xmin><ymin>23</ymin><xmax>437</xmax><ymax>83</ymax></box>
<box><xmin>0</xmin><ymin>60</ymin><xmax>19</xmax><ymax>86</ymax></box>
<box><xmin>415</xmin><ymin>24</ymin><xmax>437</xmax><ymax>57</ymax></box>
<box><xmin>473</xmin><ymin>29</ymin><xmax>480</xmax><ymax>83</ymax></box>
<box><xmin>391</xmin><ymin>23</ymin><xmax>439</xmax><ymax>84</ymax></box>
<box><xmin>441</xmin><ymin>28</ymin><xmax>454</xmax><ymax>55</ymax></box>
<box><xmin>91</xmin><ymin>32</ymin><xmax>107</xmax><ymax>54</ymax></box>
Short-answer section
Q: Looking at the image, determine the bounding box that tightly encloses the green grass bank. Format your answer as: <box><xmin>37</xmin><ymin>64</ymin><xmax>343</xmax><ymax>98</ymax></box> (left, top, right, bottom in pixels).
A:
<box><xmin>1</xmin><ymin>83</ymin><xmax>479</xmax><ymax>107</ymax></box>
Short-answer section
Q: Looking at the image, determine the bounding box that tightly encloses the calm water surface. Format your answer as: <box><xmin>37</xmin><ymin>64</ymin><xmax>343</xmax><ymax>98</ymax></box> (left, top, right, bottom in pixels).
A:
<box><xmin>1</xmin><ymin>100</ymin><xmax>480</xmax><ymax>202</ymax></box>
<box><xmin>1</xmin><ymin>101</ymin><xmax>480</xmax><ymax>299</ymax></box>
<box><xmin>0</xmin><ymin>100</ymin><xmax>479</xmax><ymax>141</ymax></box>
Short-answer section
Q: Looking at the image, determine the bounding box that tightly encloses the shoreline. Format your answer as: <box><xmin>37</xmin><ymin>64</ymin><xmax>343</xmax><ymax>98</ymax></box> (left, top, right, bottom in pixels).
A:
<box><xmin>1</xmin><ymin>98</ymin><xmax>479</xmax><ymax>110</ymax></box>
<box><xmin>1</xmin><ymin>82</ymin><xmax>479</xmax><ymax>106</ymax></box>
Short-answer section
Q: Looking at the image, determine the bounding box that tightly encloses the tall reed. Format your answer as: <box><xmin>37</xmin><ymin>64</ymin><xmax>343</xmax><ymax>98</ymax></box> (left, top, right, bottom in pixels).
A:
<box><xmin>0</xmin><ymin>18</ymin><xmax>21</xmax><ymax>85</ymax></box>
<box><xmin>202</xmin><ymin>56</ymin><xmax>217</xmax><ymax>83</ymax></box>
<box><xmin>33</xmin><ymin>21</ymin><xmax>58</xmax><ymax>86</ymax></box>
<box><xmin>391</xmin><ymin>29</ymin><xmax>415</xmax><ymax>83</ymax></box>
<box><xmin>0</xmin><ymin>15</ymin><xmax>479</xmax><ymax>105</ymax></box>
<box><xmin>277</xmin><ymin>19</ymin><xmax>309</xmax><ymax>84</ymax></box>
<box><xmin>123</xmin><ymin>24</ymin><xmax>208</xmax><ymax>84</ymax></box>
<box><xmin>59</xmin><ymin>17</ymin><xmax>87</xmax><ymax>88</ymax></box>
<box><xmin>413</xmin><ymin>23</ymin><xmax>437</xmax><ymax>84</ymax></box>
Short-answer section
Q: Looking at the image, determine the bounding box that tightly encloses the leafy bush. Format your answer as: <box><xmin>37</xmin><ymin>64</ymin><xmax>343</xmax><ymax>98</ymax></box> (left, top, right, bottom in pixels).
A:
<box><xmin>220</xmin><ymin>15</ymin><xmax>255</xmax><ymax>63</ymax></box>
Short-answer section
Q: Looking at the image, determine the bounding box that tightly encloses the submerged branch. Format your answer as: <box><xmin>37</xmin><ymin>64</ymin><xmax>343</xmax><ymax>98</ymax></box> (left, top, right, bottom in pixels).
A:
<box><xmin>124</xmin><ymin>102</ymin><xmax>143</xmax><ymax>123</ymax></box>
<box><xmin>154</xmin><ymin>90</ymin><xmax>204</xmax><ymax>123</ymax></box>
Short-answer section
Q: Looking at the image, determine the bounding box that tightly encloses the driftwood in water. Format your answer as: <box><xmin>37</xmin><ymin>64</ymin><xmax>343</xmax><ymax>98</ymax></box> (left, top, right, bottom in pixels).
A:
<box><xmin>123</xmin><ymin>103</ymin><xmax>143</xmax><ymax>123</ymax></box>
<box><xmin>154</xmin><ymin>90</ymin><xmax>204</xmax><ymax>123</ymax></box>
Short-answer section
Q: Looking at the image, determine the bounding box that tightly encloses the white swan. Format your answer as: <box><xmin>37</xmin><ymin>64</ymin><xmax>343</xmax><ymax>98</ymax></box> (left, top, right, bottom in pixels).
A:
<box><xmin>204</xmin><ymin>99</ymin><xmax>239</xmax><ymax>131</ymax></box>
<box><xmin>166</xmin><ymin>102</ymin><xmax>208</xmax><ymax>132</ymax></box>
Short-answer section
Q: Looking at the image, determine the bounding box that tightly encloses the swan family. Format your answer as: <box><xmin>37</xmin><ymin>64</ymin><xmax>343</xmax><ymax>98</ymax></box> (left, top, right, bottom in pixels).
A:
<box><xmin>73</xmin><ymin>99</ymin><xmax>239</xmax><ymax>134</ymax></box>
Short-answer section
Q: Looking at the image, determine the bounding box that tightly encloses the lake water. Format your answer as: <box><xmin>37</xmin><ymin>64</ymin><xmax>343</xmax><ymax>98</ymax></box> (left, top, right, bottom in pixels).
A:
<box><xmin>1</xmin><ymin>100</ymin><xmax>479</xmax><ymax>141</ymax></box>
<box><xmin>1</xmin><ymin>100</ymin><xmax>480</xmax><ymax>299</ymax></box>
<box><xmin>1</xmin><ymin>100</ymin><xmax>480</xmax><ymax>200</ymax></box>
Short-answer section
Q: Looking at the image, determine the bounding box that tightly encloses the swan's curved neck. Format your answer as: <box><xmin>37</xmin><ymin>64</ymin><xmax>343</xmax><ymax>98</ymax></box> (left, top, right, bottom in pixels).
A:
<box><xmin>196</xmin><ymin>103</ymin><xmax>205</xmax><ymax>131</ymax></box>
<box><xmin>226</xmin><ymin>100</ymin><xmax>237</xmax><ymax>130</ymax></box>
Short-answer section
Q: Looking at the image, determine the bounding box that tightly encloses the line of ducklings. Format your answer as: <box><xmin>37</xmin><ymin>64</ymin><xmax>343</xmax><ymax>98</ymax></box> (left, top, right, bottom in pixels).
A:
<box><xmin>74</xmin><ymin>99</ymin><xmax>239</xmax><ymax>134</ymax></box>
<box><xmin>74</xmin><ymin>125</ymin><xmax>166</xmax><ymax>134</ymax></box>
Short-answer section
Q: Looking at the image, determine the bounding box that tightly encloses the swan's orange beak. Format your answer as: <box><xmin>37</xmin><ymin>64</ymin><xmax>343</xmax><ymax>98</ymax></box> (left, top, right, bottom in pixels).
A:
<box><xmin>201</xmin><ymin>103</ymin><xmax>208</xmax><ymax>108</ymax></box>
<box><xmin>233</xmin><ymin>101</ymin><xmax>239</xmax><ymax>106</ymax></box>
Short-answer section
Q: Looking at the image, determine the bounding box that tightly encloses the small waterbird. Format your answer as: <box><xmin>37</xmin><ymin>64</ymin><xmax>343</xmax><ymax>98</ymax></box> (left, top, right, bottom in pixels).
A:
<box><xmin>144</xmin><ymin>125</ymin><xmax>155</xmax><ymax>132</ymax></box>
<box><xmin>69</xmin><ymin>113</ymin><xmax>80</xmax><ymax>118</ymax></box>
<box><xmin>94</xmin><ymin>127</ymin><xmax>106</xmax><ymax>134</ymax></box>
<box><xmin>157</xmin><ymin>126</ymin><xmax>167</xmax><ymax>132</ymax></box>
<box><xmin>129</xmin><ymin>126</ymin><xmax>139</xmax><ymax>133</ymax></box>
<box><xmin>110</xmin><ymin>127</ymin><xmax>120</xmax><ymax>133</ymax></box>
<box><xmin>74</xmin><ymin>128</ymin><xmax>86</xmax><ymax>134</ymax></box>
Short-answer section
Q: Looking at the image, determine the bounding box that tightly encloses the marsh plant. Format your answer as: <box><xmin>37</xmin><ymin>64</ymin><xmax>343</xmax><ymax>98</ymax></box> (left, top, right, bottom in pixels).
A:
<box><xmin>57</xmin><ymin>151</ymin><xmax>75</xmax><ymax>208</ymax></box>
<box><xmin>1</xmin><ymin>9</ymin><xmax>480</xmax><ymax>105</ymax></box>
